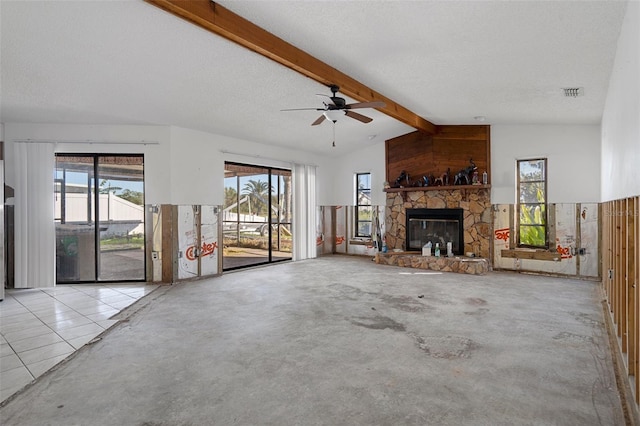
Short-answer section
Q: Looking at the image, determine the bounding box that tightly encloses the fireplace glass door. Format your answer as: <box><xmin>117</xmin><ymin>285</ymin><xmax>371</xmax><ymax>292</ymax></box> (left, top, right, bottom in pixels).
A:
<box><xmin>407</xmin><ymin>218</ymin><xmax>461</xmax><ymax>253</ymax></box>
<box><xmin>405</xmin><ymin>208</ymin><xmax>464</xmax><ymax>254</ymax></box>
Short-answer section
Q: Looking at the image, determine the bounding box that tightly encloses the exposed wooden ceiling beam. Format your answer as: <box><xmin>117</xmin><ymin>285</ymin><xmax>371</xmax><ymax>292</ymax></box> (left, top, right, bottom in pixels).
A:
<box><xmin>145</xmin><ymin>0</ymin><xmax>437</xmax><ymax>135</ymax></box>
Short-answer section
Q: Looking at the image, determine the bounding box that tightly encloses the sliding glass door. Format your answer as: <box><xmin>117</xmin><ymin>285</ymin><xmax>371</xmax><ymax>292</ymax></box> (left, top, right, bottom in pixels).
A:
<box><xmin>55</xmin><ymin>154</ymin><xmax>145</xmax><ymax>283</ymax></box>
<box><xmin>223</xmin><ymin>162</ymin><xmax>292</xmax><ymax>270</ymax></box>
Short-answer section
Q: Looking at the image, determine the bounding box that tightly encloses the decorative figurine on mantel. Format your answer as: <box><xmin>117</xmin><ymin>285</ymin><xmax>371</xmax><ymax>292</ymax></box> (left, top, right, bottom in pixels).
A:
<box><xmin>433</xmin><ymin>168</ymin><xmax>450</xmax><ymax>186</ymax></box>
<box><xmin>394</xmin><ymin>170</ymin><xmax>410</xmax><ymax>188</ymax></box>
<box><xmin>454</xmin><ymin>159</ymin><xmax>477</xmax><ymax>185</ymax></box>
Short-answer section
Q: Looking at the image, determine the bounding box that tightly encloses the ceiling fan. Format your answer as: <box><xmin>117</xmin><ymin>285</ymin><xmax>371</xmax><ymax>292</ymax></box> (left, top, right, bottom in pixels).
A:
<box><xmin>282</xmin><ymin>84</ymin><xmax>386</xmax><ymax>126</ymax></box>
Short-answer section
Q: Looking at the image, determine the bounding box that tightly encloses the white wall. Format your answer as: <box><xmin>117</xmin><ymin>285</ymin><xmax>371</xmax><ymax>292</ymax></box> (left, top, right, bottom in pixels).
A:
<box><xmin>320</xmin><ymin>139</ymin><xmax>386</xmax><ymax>206</ymax></box>
<box><xmin>168</xmin><ymin>126</ymin><xmax>327</xmax><ymax>206</ymax></box>
<box><xmin>2</xmin><ymin>123</ymin><xmax>326</xmax><ymax>206</ymax></box>
<box><xmin>491</xmin><ymin>125</ymin><xmax>601</xmax><ymax>204</ymax></box>
<box><xmin>329</xmin><ymin>124</ymin><xmax>602</xmax><ymax>208</ymax></box>
<box><xmin>168</xmin><ymin>127</ymin><xmax>225</xmax><ymax>206</ymax></box>
<box><xmin>601</xmin><ymin>0</ymin><xmax>640</xmax><ymax>202</ymax></box>
<box><xmin>3</xmin><ymin>123</ymin><xmax>172</xmax><ymax>204</ymax></box>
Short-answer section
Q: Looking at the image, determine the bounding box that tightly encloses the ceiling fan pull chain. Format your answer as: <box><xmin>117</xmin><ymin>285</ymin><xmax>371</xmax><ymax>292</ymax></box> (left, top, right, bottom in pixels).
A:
<box><xmin>332</xmin><ymin>121</ymin><xmax>336</xmax><ymax>147</ymax></box>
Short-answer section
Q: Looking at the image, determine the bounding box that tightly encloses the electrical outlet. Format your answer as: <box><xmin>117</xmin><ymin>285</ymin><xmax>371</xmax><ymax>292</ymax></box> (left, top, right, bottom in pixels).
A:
<box><xmin>608</xmin><ymin>269</ymin><xmax>614</xmax><ymax>279</ymax></box>
<box><xmin>152</xmin><ymin>251</ymin><xmax>159</xmax><ymax>260</ymax></box>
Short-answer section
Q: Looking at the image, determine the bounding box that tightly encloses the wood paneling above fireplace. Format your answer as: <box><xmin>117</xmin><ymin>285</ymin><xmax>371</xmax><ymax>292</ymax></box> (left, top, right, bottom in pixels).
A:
<box><xmin>385</xmin><ymin>125</ymin><xmax>490</xmax><ymax>187</ymax></box>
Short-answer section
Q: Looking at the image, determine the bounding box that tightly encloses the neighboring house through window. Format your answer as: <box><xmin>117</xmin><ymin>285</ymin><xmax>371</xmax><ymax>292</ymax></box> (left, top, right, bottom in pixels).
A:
<box><xmin>517</xmin><ymin>158</ymin><xmax>548</xmax><ymax>248</ymax></box>
<box><xmin>355</xmin><ymin>173</ymin><xmax>372</xmax><ymax>237</ymax></box>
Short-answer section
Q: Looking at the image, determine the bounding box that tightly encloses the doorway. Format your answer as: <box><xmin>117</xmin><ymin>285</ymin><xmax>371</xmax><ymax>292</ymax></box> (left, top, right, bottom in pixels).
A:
<box><xmin>223</xmin><ymin>162</ymin><xmax>292</xmax><ymax>270</ymax></box>
<box><xmin>54</xmin><ymin>154</ymin><xmax>145</xmax><ymax>283</ymax></box>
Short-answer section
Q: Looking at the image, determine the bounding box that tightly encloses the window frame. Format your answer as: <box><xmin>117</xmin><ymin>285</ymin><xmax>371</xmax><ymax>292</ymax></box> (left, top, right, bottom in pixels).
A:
<box><xmin>516</xmin><ymin>158</ymin><xmax>548</xmax><ymax>249</ymax></box>
<box><xmin>355</xmin><ymin>172</ymin><xmax>372</xmax><ymax>238</ymax></box>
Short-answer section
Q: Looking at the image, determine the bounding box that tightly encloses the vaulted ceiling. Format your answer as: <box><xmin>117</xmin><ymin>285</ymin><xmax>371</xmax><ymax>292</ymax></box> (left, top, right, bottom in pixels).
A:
<box><xmin>0</xmin><ymin>1</ymin><xmax>628</xmax><ymax>156</ymax></box>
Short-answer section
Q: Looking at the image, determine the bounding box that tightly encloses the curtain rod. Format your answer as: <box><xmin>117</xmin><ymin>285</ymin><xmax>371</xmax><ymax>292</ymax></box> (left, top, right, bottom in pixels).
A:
<box><xmin>13</xmin><ymin>139</ymin><xmax>159</xmax><ymax>145</ymax></box>
<box><xmin>220</xmin><ymin>149</ymin><xmax>318</xmax><ymax>168</ymax></box>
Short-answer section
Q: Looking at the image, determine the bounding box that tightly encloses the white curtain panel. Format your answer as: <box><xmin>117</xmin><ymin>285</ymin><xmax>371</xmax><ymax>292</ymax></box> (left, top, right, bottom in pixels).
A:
<box><xmin>14</xmin><ymin>142</ymin><xmax>56</xmax><ymax>288</ymax></box>
<box><xmin>305</xmin><ymin>165</ymin><xmax>317</xmax><ymax>258</ymax></box>
<box><xmin>292</xmin><ymin>163</ymin><xmax>317</xmax><ymax>261</ymax></box>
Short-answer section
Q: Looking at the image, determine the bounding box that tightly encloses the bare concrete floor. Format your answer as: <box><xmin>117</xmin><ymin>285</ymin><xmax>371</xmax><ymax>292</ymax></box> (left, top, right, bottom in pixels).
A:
<box><xmin>0</xmin><ymin>256</ymin><xmax>625</xmax><ymax>425</ymax></box>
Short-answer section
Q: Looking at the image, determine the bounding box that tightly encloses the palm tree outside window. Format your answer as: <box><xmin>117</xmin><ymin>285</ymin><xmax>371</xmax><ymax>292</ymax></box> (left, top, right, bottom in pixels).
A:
<box><xmin>243</xmin><ymin>179</ymin><xmax>269</xmax><ymax>217</ymax></box>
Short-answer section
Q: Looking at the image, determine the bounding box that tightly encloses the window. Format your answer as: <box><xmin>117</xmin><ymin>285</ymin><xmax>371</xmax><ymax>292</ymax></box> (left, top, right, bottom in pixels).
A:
<box><xmin>223</xmin><ymin>162</ymin><xmax>293</xmax><ymax>271</ymax></box>
<box><xmin>355</xmin><ymin>173</ymin><xmax>372</xmax><ymax>237</ymax></box>
<box><xmin>517</xmin><ymin>158</ymin><xmax>547</xmax><ymax>248</ymax></box>
<box><xmin>54</xmin><ymin>154</ymin><xmax>145</xmax><ymax>282</ymax></box>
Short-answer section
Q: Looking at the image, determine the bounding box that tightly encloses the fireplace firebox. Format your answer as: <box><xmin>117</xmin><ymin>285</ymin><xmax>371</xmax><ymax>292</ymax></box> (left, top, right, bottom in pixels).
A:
<box><xmin>405</xmin><ymin>208</ymin><xmax>464</xmax><ymax>254</ymax></box>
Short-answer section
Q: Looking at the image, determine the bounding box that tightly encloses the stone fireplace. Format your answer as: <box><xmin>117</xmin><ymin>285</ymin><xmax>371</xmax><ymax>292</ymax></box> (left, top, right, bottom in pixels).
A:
<box><xmin>385</xmin><ymin>187</ymin><xmax>492</xmax><ymax>259</ymax></box>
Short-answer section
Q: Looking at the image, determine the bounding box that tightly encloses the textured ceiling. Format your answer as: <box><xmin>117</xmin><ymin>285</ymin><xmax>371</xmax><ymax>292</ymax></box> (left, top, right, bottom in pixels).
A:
<box><xmin>0</xmin><ymin>1</ymin><xmax>628</xmax><ymax>156</ymax></box>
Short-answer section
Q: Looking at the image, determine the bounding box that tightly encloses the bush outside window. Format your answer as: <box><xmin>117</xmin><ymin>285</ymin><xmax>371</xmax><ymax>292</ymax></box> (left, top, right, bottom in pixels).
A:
<box><xmin>517</xmin><ymin>158</ymin><xmax>547</xmax><ymax>248</ymax></box>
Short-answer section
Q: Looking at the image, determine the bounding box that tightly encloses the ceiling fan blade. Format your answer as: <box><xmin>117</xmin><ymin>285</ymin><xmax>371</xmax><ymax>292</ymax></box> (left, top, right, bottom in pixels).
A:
<box><xmin>311</xmin><ymin>114</ymin><xmax>327</xmax><ymax>126</ymax></box>
<box><xmin>316</xmin><ymin>94</ymin><xmax>336</xmax><ymax>107</ymax></box>
<box><xmin>345</xmin><ymin>101</ymin><xmax>386</xmax><ymax>110</ymax></box>
<box><xmin>345</xmin><ymin>110</ymin><xmax>373</xmax><ymax>123</ymax></box>
<box><xmin>281</xmin><ymin>107</ymin><xmax>324</xmax><ymax>111</ymax></box>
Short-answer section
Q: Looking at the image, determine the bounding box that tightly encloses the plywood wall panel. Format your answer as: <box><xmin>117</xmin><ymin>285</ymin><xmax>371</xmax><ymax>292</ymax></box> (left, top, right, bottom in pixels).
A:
<box><xmin>602</xmin><ymin>197</ymin><xmax>640</xmax><ymax>404</ymax></box>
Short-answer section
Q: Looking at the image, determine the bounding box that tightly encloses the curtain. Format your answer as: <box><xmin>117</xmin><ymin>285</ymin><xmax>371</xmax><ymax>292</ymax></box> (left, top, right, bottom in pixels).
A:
<box><xmin>292</xmin><ymin>163</ymin><xmax>317</xmax><ymax>261</ymax></box>
<box><xmin>14</xmin><ymin>142</ymin><xmax>56</xmax><ymax>288</ymax></box>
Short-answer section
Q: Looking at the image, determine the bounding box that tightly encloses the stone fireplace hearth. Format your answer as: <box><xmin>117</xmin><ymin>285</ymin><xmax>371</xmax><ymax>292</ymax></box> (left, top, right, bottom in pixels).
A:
<box><xmin>385</xmin><ymin>187</ymin><xmax>492</xmax><ymax>259</ymax></box>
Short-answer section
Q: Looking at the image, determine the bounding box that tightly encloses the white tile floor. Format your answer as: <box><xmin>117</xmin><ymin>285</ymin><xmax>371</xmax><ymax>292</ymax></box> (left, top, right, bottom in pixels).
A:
<box><xmin>0</xmin><ymin>284</ymin><xmax>158</xmax><ymax>403</ymax></box>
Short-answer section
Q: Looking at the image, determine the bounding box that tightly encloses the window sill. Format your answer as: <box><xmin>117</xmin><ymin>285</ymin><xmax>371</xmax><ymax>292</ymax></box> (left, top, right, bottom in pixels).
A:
<box><xmin>349</xmin><ymin>238</ymin><xmax>373</xmax><ymax>246</ymax></box>
<box><xmin>501</xmin><ymin>249</ymin><xmax>560</xmax><ymax>261</ymax></box>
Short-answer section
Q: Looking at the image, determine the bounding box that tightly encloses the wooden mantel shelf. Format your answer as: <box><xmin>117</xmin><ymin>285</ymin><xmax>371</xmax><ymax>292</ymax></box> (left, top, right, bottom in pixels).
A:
<box><xmin>384</xmin><ymin>184</ymin><xmax>491</xmax><ymax>193</ymax></box>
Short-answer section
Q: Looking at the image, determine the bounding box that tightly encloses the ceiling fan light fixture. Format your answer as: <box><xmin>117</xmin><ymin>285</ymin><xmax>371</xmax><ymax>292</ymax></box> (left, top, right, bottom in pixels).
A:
<box><xmin>323</xmin><ymin>110</ymin><xmax>344</xmax><ymax>122</ymax></box>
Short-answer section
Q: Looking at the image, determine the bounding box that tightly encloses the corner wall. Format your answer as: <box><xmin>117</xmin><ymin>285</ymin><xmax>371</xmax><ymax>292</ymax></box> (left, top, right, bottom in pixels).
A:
<box><xmin>601</xmin><ymin>0</ymin><xmax>640</xmax><ymax>202</ymax></box>
<box><xmin>599</xmin><ymin>1</ymin><xmax>640</xmax><ymax>412</ymax></box>
<box><xmin>317</xmin><ymin>205</ymin><xmax>385</xmax><ymax>257</ymax></box>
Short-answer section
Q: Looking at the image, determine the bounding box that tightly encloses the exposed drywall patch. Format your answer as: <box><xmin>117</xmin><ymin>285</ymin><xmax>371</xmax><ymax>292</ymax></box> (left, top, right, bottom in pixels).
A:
<box><xmin>492</xmin><ymin>203</ymin><xmax>598</xmax><ymax>278</ymax></box>
<box><xmin>579</xmin><ymin>203</ymin><xmax>599</xmax><ymax>277</ymax></box>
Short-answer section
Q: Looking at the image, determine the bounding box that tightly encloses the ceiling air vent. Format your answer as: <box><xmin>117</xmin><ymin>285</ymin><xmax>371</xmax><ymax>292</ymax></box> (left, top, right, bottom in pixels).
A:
<box><xmin>562</xmin><ymin>87</ymin><xmax>584</xmax><ymax>97</ymax></box>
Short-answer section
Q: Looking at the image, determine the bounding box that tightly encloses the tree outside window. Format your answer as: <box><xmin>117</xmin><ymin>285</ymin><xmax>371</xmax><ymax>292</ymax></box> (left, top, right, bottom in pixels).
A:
<box><xmin>517</xmin><ymin>158</ymin><xmax>547</xmax><ymax>248</ymax></box>
<box><xmin>243</xmin><ymin>179</ymin><xmax>269</xmax><ymax>216</ymax></box>
<box><xmin>355</xmin><ymin>173</ymin><xmax>372</xmax><ymax>237</ymax></box>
